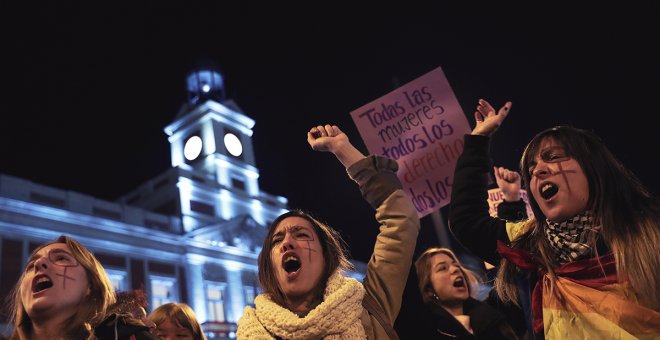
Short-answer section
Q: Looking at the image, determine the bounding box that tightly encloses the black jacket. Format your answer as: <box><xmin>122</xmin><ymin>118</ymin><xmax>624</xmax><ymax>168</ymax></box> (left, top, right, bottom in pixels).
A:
<box><xmin>424</xmin><ymin>298</ymin><xmax>518</xmax><ymax>339</ymax></box>
<box><xmin>448</xmin><ymin>134</ymin><xmax>534</xmax><ymax>339</ymax></box>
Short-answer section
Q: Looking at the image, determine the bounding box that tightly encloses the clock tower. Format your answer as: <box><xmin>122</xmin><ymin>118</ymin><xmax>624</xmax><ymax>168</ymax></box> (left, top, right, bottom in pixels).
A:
<box><xmin>114</xmin><ymin>65</ymin><xmax>289</xmax><ymax>325</ymax></box>
<box><xmin>166</xmin><ymin>68</ymin><xmax>259</xmax><ymax>190</ymax></box>
<box><xmin>120</xmin><ymin>66</ymin><xmax>287</xmax><ymax>235</ymax></box>
<box><xmin>165</xmin><ymin>68</ymin><xmax>287</xmax><ymax>233</ymax></box>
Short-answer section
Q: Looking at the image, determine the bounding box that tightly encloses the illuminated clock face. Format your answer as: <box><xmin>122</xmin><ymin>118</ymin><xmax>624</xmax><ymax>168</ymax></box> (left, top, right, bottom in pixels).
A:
<box><xmin>224</xmin><ymin>133</ymin><xmax>243</xmax><ymax>157</ymax></box>
<box><xmin>183</xmin><ymin>135</ymin><xmax>203</xmax><ymax>161</ymax></box>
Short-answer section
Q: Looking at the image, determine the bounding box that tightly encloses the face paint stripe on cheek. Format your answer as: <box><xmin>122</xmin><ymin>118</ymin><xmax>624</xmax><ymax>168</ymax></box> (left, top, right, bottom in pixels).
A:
<box><xmin>534</xmin><ymin>175</ymin><xmax>539</xmax><ymax>192</ymax></box>
<box><xmin>557</xmin><ymin>161</ymin><xmax>572</xmax><ymax>192</ymax></box>
<box><xmin>304</xmin><ymin>231</ymin><xmax>318</xmax><ymax>263</ymax></box>
<box><xmin>306</xmin><ymin>240</ymin><xmax>312</xmax><ymax>263</ymax></box>
<box><xmin>55</xmin><ymin>266</ymin><xmax>77</xmax><ymax>289</ymax></box>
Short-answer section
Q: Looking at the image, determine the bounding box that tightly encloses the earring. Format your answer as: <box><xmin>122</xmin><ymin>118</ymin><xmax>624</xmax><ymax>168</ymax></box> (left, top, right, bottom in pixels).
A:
<box><xmin>432</xmin><ymin>293</ymin><xmax>440</xmax><ymax>301</ymax></box>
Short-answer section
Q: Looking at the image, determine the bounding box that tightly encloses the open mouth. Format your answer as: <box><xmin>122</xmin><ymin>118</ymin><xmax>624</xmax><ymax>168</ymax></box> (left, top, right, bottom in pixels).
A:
<box><xmin>32</xmin><ymin>275</ymin><xmax>53</xmax><ymax>293</ymax></box>
<box><xmin>540</xmin><ymin>182</ymin><xmax>559</xmax><ymax>200</ymax></box>
<box><xmin>453</xmin><ymin>277</ymin><xmax>465</xmax><ymax>288</ymax></box>
<box><xmin>283</xmin><ymin>255</ymin><xmax>301</xmax><ymax>273</ymax></box>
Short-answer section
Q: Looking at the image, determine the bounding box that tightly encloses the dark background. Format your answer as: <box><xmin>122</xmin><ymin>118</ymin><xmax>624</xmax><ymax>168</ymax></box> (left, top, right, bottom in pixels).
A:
<box><xmin>2</xmin><ymin>3</ymin><xmax>658</xmax><ymax>337</ymax></box>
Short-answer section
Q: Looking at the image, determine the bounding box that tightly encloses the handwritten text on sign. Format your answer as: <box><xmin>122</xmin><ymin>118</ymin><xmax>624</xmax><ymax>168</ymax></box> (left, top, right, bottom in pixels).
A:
<box><xmin>350</xmin><ymin>67</ymin><xmax>470</xmax><ymax>217</ymax></box>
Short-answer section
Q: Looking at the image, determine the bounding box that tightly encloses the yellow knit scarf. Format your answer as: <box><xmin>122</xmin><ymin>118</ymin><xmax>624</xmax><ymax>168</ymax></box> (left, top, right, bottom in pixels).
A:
<box><xmin>237</xmin><ymin>271</ymin><xmax>366</xmax><ymax>339</ymax></box>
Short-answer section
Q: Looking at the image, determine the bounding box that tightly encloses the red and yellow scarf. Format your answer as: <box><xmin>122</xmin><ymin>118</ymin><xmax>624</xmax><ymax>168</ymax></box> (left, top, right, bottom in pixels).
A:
<box><xmin>497</xmin><ymin>241</ymin><xmax>660</xmax><ymax>338</ymax></box>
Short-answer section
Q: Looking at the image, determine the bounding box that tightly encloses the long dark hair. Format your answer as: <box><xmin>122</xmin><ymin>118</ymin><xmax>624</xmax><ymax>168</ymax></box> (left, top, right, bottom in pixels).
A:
<box><xmin>257</xmin><ymin>209</ymin><xmax>353</xmax><ymax>308</ymax></box>
<box><xmin>495</xmin><ymin>126</ymin><xmax>660</xmax><ymax>310</ymax></box>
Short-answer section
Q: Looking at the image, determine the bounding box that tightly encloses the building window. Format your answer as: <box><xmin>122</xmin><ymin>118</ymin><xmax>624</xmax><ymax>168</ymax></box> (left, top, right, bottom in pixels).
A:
<box><xmin>192</xmin><ymin>175</ymin><xmax>207</xmax><ymax>183</ymax></box>
<box><xmin>151</xmin><ymin>275</ymin><xmax>178</xmax><ymax>309</ymax></box>
<box><xmin>145</xmin><ymin>219</ymin><xmax>169</xmax><ymax>230</ymax></box>
<box><xmin>243</xmin><ymin>285</ymin><xmax>260</xmax><ymax>307</ymax></box>
<box><xmin>92</xmin><ymin>206</ymin><xmax>122</xmax><ymax>220</ymax></box>
<box><xmin>106</xmin><ymin>268</ymin><xmax>128</xmax><ymax>292</ymax></box>
<box><xmin>190</xmin><ymin>200</ymin><xmax>215</xmax><ymax>216</ymax></box>
<box><xmin>29</xmin><ymin>192</ymin><xmax>65</xmax><ymax>207</ymax></box>
<box><xmin>154</xmin><ymin>200</ymin><xmax>178</xmax><ymax>215</ymax></box>
<box><xmin>241</xmin><ymin>270</ymin><xmax>260</xmax><ymax>308</ymax></box>
<box><xmin>205</xmin><ymin>282</ymin><xmax>226</xmax><ymax>322</ymax></box>
<box><xmin>231</xmin><ymin>177</ymin><xmax>246</xmax><ymax>191</ymax></box>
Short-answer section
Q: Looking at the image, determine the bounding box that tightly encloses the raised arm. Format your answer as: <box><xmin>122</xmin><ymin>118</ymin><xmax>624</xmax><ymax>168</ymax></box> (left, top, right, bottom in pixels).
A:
<box><xmin>472</xmin><ymin>99</ymin><xmax>512</xmax><ymax>137</ymax></box>
<box><xmin>308</xmin><ymin>124</ymin><xmax>365</xmax><ymax>168</ymax></box>
<box><xmin>448</xmin><ymin>99</ymin><xmax>514</xmax><ymax>265</ymax></box>
<box><xmin>494</xmin><ymin>166</ymin><xmax>529</xmax><ymax>222</ymax></box>
<box><xmin>308</xmin><ymin>124</ymin><xmax>420</xmax><ymax>332</ymax></box>
<box><xmin>494</xmin><ymin>166</ymin><xmax>521</xmax><ymax>202</ymax></box>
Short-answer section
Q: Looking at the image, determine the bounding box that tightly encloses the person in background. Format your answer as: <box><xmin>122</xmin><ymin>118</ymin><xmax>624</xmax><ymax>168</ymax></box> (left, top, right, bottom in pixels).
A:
<box><xmin>8</xmin><ymin>235</ymin><xmax>157</xmax><ymax>340</ymax></box>
<box><xmin>414</xmin><ymin>166</ymin><xmax>529</xmax><ymax>339</ymax></box>
<box><xmin>493</xmin><ymin>166</ymin><xmax>529</xmax><ymax>223</ymax></box>
<box><xmin>147</xmin><ymin>303</ymin><xmax>206</xmax><ymax>340</ymax></box>
<box><xmin>236</xmin><ymin>124</ymin><xmax>420</xmax><ymax>339</ymax></box>
<box><xmin>449</xmin><ymin>98</ymin><xmax>660</xmax><ymax>338</ymax></box>
<box><xmin>415</xmin><ymin>247</ymin><xmax>520</xmax><ymax>339</ymax></box>
<box><xmin>113</xmin><ymin>289</ymin><xmax>157</xmax><ymax>335</ymax></box>
<box><xmin>488</xmin><ymin>166</ymin><xmax>531</xmax><ymax>337</ymax></box>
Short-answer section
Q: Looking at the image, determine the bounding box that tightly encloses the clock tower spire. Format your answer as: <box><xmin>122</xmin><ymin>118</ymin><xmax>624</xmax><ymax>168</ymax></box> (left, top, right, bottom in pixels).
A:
<box><xmin>120</xmin><ymin>62</ymin><xmax>287</xmax><ymax>234</ymax></box>
<box><xmin>166</xmin><ymin>67</ymin><xmax>258</xmax><ymax>178</ymax></box>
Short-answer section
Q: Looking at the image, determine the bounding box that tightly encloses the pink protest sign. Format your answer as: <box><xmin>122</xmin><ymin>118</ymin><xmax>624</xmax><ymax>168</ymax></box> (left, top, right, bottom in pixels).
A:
<box><xmin>350</xmin><ymin>66</ymin><xmax>470</xmax><ymax>217</ymax></box>
<box><xmin>486</xmin><ymin>188</ymin><xmax>534</xmax><ymax>219</ymax></box>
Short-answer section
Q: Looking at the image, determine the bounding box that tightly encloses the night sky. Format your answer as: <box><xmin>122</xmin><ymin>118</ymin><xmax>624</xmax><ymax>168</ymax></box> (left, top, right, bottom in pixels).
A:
<box><xmin>2</xmin><ymin>3</ymin><xmax>659</xmax><ymax>336</ymax></box>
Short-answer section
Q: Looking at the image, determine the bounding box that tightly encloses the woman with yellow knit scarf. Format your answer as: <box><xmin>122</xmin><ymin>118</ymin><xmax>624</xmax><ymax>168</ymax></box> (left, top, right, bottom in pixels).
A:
<box><xmin>237</xmin><ymin>124</ymin><xmax>420</xmax><ymax>339</ymax></box>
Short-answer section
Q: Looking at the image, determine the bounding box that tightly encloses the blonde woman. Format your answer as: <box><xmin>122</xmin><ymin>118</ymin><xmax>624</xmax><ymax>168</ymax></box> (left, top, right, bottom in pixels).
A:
<box><xmin>415</xmin><ymin>247</ymin><xmax>519</xmax><ymax>339</ymax></box>
<box><xmin>148</xmin><ymin>303</ymin><xmax>205</xmax><ymax>340</ymax></box>
<box><xmin>9</xmin><ymin>235</ymin><xmax>157</xmax><ymax>339</ymax></box>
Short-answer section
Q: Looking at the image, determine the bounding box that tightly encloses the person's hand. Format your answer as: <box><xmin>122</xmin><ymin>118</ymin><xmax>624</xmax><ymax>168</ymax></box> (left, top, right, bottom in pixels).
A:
<box><xmin>308</xmin><ymin>124</ymin><xmax>365</xmax><ymax>168</ymax></box>
<box><xmin>472</xmin><ymin>99</ymin><xmax>512</xmax><ymax>136</ymax></box>
<box><xmin>307</xmin><ymin>124</ymin><xmax>349</xmax><ymax>153</ymax></box>
<box><xmin>494</xmin><ymin>166</ymin><xmax>521</xmax><ymax>202</ymax></box>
